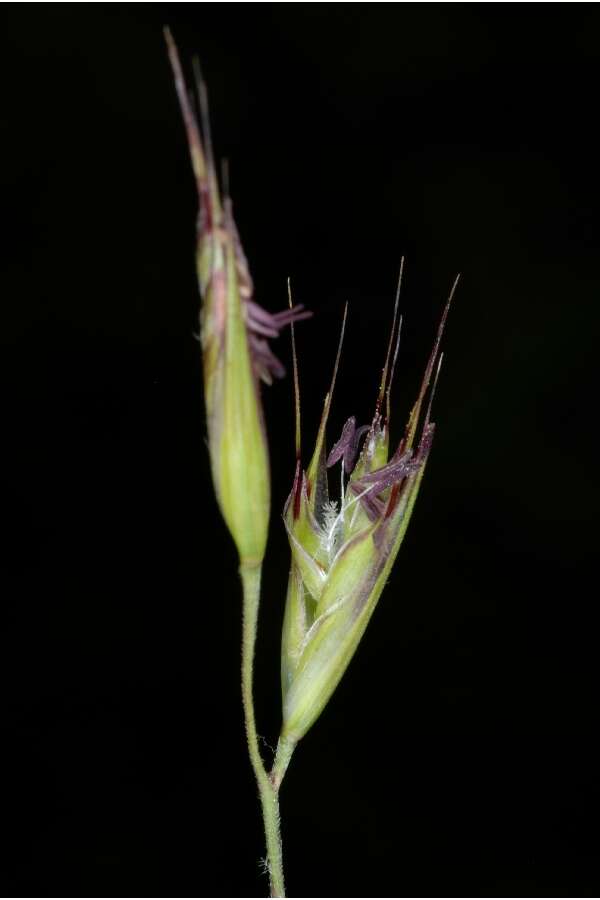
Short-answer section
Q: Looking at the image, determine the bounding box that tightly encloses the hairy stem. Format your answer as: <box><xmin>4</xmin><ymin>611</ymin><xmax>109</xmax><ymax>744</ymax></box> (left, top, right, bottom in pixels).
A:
<box><xmin>240</xmin><ymin>563</ymin><xmax>286</xmax><ymax>897</ymax></box>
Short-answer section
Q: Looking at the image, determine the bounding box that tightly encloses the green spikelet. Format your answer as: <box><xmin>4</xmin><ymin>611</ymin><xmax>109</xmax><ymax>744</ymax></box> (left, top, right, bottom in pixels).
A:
<box><xmin>280</xmin><ymin>269</ymin><xmax>459</xmax><ymax>742</ymax></box>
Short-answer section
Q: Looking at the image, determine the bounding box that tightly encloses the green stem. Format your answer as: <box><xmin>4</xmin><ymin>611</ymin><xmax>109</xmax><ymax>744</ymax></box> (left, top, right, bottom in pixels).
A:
<box><xmin>240</xmin><ymin>563</ymin><xmax>286</xmax><ymax>898</ymax></box>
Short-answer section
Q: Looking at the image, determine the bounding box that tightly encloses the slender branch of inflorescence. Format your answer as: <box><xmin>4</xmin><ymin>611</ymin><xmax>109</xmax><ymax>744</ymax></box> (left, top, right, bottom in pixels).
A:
<box><xmin>240</xmin><ymin>564</ymin><xmax>290</xmax><ymax>897</ymax></box>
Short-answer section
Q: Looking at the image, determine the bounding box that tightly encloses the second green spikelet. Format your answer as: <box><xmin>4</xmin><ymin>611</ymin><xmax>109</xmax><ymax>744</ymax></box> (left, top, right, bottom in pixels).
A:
<box><xmin>166</xmin><ymin>32</ymin><xmax>309</xmax><ymax>567</ymax></box>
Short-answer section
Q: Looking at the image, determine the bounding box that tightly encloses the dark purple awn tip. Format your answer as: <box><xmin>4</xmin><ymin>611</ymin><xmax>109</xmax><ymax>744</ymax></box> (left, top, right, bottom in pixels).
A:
<box><xmin>417</xmin><ymin>421</ymin><xmax>436</xmax><ymax>459</ymax></box>
<box><xmin>327</xmin><ymin>417</ymin><xmax>370</xmax><ymax>474</ymax></box>
<box><xmin>292</xmin><ymin>459</ymin><xmax>303</xmax><ymax>520</ymax></box>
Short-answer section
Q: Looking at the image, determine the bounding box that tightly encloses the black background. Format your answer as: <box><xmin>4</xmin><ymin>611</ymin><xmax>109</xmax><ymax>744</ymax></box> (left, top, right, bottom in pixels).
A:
<box><xmin>2</xmin><ymin>4</ymin><xmax>599</xmax><ymax>897</ymax></box>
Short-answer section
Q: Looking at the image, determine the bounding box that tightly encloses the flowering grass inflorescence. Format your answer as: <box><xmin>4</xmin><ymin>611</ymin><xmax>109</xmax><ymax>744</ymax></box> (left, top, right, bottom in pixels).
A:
<box><xmin>166</xmin><ymin>32</ymin><xmax>456</xmax><ymax>896</ymax></box>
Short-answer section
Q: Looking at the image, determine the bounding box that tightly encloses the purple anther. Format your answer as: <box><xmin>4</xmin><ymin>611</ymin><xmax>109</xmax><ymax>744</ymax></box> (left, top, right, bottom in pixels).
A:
<box><xmin>358</xmin><ymin>451</ymin><xmax>422</xmax><ymax>493</ymax></box>
<box><xmin>243</xmin><ymin>300</ymin><xmax>312</xmax><ymax>384</ymax></box>
<box><xmin>327</xmin><ymin>417</ymin><xmax>370</xmax><ymax>474</ymax></box>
